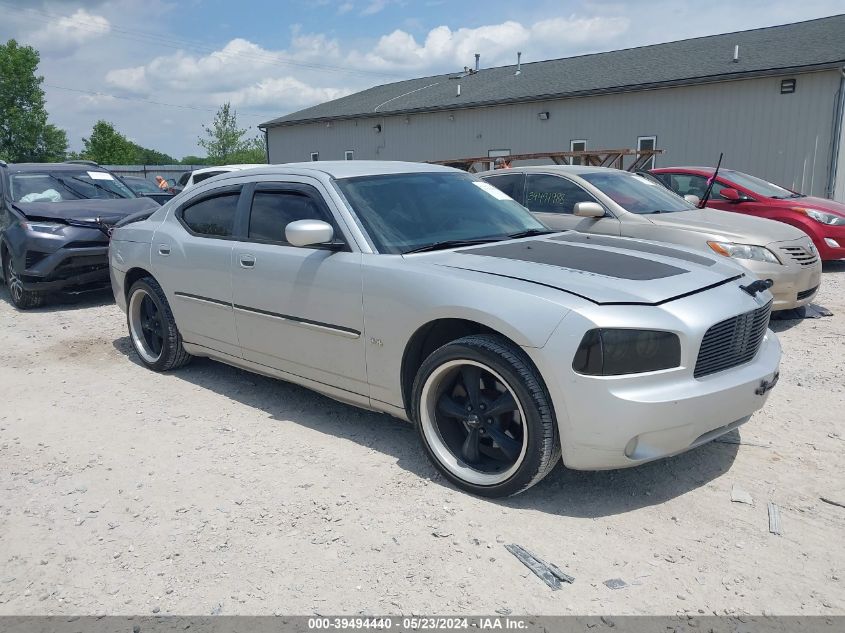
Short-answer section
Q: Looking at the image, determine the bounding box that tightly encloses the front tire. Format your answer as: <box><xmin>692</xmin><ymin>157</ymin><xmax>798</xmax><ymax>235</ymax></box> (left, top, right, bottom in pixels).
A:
<box><xmin>127</xmin><ymin>277</ymin><xmax>191</xmax><ymax>371</ymax></box>
<box><xmin>3</xmin><ymin>251</ymin><xmax>45</xmax><ymax>309</ymax></box>
<box><xmin>412</xmin><ymin>334</ymin><xmax>560</xmax><ymax>497</ymax></box>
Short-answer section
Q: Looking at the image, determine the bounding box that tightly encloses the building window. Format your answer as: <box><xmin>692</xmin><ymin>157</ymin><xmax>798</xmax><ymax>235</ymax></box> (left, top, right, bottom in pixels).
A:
<box><xmin>310</xmin><ymin>152</ymin><xmax>319</xmax><ymax>162</ymax></box>
<box><xmin>570</xmin><ymin>140</ymin><xmax>586</xmax><ymax>165</ymax></box>
<box><xmin>345</xmin><ymin>150</ymin><xmax>354</xmax><ymax>161</ymax></box>
<box><xmin>637</xmin><ymin>136</ymin><xmax>657</xmax><ymax>170</ymax></box>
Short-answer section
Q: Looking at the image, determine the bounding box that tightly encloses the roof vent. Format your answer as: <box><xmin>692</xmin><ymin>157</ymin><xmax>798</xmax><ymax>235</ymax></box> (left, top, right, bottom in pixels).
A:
<box><xmin>456</xmin><ymin>83</ymin><xmax>461</xmax><ymax>97</ymax></box>
<box><xmin>733</xmin><ymin>44</ymin><xmax>740</xmax><ymax>63</ymax></box>
<box><xmin>515</xmin><ymin>51</ymin><xmax>522</xmax><ymax>75</ymax></box>
<box><xmin>475</xmin><ymin>53</ymin><xmax>480</xmax><ymax>71</ymax></box>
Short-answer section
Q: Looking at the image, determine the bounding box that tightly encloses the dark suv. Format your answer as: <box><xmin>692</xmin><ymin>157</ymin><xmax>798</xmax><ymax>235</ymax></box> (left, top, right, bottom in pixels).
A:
<box><xmin>0</xmin><ymin>161</ymin><xmax>159</xmax><ymax>308</ymax></box>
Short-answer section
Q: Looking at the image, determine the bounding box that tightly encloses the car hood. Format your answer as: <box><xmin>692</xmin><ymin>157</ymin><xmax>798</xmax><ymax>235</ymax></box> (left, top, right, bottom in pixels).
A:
<box><xmin>644</xmin><ymin>208</ymin><xmax>804</xmax><ymax>244</ymax></box>
<box><xmin>787</xmin><ymin>196</ymin><xmax>845</xmax><ymax>217</ymax></box>
<box><xmin>414</xmin><ymin>233</ymin><xmax>747</xmax><ymax>306</ymax></box>
<box><xmin>13</xmin><ymin>197</ymin><xmax>159</xmax><ymax>224</ymax></box>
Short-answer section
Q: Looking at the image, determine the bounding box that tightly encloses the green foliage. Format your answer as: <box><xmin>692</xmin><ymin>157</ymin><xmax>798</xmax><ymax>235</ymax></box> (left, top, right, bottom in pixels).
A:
<box><xmin>0</xmin><ymin>39</ymin><xmax>68</xmax><ymax>162</ymax></box>
<box><xmin>198</xmin><ymin>102</ymin><xmax>265</xmax><ymax>165</ymax></box>
<box><xmin>80</xmin><ymin>120</ymin><xmax>176</xmax><ymax>165</ymax></box>
<box><xmin>180</xmin><ymin>155</ymin><xmax>212</xmax><ymax>166</ymax></box>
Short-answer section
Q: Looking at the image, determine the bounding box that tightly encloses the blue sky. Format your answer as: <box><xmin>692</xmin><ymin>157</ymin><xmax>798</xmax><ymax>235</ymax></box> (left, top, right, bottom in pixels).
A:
<box><xmin>2</xmin><ymin>0</ymin><xmax>843</xmax><ymax>158</ymax></box>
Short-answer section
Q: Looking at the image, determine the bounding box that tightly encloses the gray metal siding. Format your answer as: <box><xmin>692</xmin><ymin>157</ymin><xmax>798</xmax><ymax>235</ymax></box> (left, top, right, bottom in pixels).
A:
<box><xmin>268</xmin><ymin>70</ymin><xmax>841</xmax><ymax>198</ymax></box>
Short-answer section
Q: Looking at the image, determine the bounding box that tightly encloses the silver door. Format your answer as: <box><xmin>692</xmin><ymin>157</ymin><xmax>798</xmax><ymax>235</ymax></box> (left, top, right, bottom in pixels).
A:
<box><xmin>230</xmin><ymin>181</ymin><xmax>367</xmax><ymax>397</ymax></box>
<box><xmin>153</xmin><ymin>186</ymin><xmax>241</xmax><ymax>357</ymax></box>
<box><xmin>524</xmin><ymin>173</ymin><xmax>621</xmax><ymax>235</ymax></box>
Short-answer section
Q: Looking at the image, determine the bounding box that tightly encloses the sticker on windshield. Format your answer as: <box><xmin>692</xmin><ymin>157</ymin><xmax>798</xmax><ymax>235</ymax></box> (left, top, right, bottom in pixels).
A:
<box><xmin>88</xmin><ymin>171</ymin><xmax>114</xmax><ymax>180</ymax></box>
<box><xmin>473</xmin><ymin>180</ymin><xmax>512</xmax><ymax>200</ymax></box>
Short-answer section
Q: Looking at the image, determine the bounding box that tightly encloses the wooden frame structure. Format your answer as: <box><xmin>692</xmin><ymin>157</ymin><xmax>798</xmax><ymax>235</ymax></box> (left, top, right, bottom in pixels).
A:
<box><xmin>430</xmin><ymin>148</ymin><xmax>665</xmax><ymax>173</ymax></box>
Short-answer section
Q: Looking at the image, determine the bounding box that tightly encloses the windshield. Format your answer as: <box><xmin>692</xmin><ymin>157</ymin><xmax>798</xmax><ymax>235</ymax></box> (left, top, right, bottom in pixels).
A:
<box><xmin>335</xmin><ymin>172</ymin><xmax>547</xmax><ymax>254</ymax></box>
<box><xmin>721</xmin><ymin>170</ymin><xmax>799</xmax><ymax>198</ymax></box>
<box><xmin>10</xmin><ymin>170</ymin><xmax>135</xmax><ymax>202</ymax></box>
<box><xmin>580</xmin><ymin>171</ymin><xmax>694</xmax><ymax>214</ymax></box>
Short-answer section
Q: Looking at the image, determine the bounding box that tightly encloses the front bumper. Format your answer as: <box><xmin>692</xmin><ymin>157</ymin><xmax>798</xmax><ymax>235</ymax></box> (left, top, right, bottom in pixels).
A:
<box><xmin>8</xmin><ymin>225</ymin><xmax>111</xmax><ymax>292</ymax></box>
<box><xmin>527</xmin><ymin>284</ymin><xmax>782</xmax><ymax>470</ymax></box>
<box><xmin>740</xmin><ymin>256</ymin><xmax>821</xmax><ymax>311</ymax></box>
<box><xmin>810</xmin><ymin>224</ymin><xmax>845</xmax><ymax>261</ymax></box>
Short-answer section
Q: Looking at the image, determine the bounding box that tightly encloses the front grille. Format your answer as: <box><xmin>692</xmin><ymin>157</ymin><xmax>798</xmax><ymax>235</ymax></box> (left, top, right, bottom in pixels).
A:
<box><xmin>694</xmin><ymin>300</ymin><xmax>772</xmax><ymax>378</ymax></box>
<box><xmin>797</xmin><ymin>285</ymin><xmax>819</xmax><ymax>301</ymax></box>
<box><xmin>779</xmin><ymin>245</ymin><xmax>819</xmax><ymax>267</ymax></box>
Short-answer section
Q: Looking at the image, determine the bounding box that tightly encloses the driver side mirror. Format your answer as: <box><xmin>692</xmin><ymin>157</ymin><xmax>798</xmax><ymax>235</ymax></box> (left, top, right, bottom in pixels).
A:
<box><xmin>285</xmin><ymin>219</ymin><xmax>335</xmax><ymax>247</ymax></box>
<box><xmin>573</xmin><ymin>201</ymin><xmax>605</xmax><ymax>218</ymax></box>
<box><xmin>719</xmin><ymin>188</ymin><xmax>745</xmax><ymax>202</ymax></box>
<box><xmin>684</xmin><ymin>194</ymin><xmax>700</xmax><ymax>206</ymax></box>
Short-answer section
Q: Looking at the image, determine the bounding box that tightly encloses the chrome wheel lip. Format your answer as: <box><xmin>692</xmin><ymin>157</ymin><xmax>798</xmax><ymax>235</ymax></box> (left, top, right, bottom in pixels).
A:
<box><xmin>420</xmin><ymin>359</ymin><xmax>528</xmax><ymax>487</ymax></box>
<box><xmin>128</xmin><ymin>288</ymin><xmax>163</xmax><ymax>364</ymax></box>
<box><xmin>7</xmin><ymin>258</ymin><xmax>24</xmax><ymax>304</ymax></box>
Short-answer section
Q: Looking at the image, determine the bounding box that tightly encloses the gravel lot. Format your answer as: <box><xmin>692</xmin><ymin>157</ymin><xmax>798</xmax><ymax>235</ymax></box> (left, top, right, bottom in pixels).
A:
<box><xmin>1</xmin><ymin>264</ymin><xmax>843</xmax><ymax>616</ymax></box>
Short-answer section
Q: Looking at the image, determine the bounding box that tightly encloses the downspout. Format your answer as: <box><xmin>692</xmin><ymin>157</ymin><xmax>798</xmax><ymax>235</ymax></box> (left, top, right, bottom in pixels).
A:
<box><xmin>261</xmin><ymin>126</ymin><xmax>270</xmax><ymax>164</ymax></box>
<box><xmin>826</xmin><ymin>66</ymin><xmax>845</xmax><ymax>199</ymax></box>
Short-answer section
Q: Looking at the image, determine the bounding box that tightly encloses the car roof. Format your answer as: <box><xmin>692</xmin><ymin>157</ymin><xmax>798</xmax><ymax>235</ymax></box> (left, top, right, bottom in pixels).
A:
<box><xmin>651</xmin><ymin>166</ymin><xmax>716</xmax><ymax>174</ymax></box>
<box><xmin>484</xmin><ymin>165</ymin><xmax>629</xmax><ymax>176</ymax></box>
<box><xmin>209</xmin><ymin>161</ymin><xmax>460</xmax><ymax>181</ymax></box>
<box><xmin>7</xmin><ymin>162</ymin><xmax>112</xmax><ymax>173</ymax></box>
<box><xmin>191</xmin><ymin>164</ymin><xmax>267</xmax><ymax>175</ymax></box>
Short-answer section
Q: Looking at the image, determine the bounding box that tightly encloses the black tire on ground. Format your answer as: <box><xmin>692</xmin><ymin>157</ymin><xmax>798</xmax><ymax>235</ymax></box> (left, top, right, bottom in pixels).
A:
<box><xmin>3</xmin><ymin>250</ymin><xmax>45</xmax><ymax>309</ymax></box>
<box><xmin>411</xmin><ymin>334</ymin><xmax>561</xmax><ymax>498</ymax></box>
<box><xmin>126</xmin><ymin>276</ymin><xmax>192</xmax><ymax>371</ymax></box>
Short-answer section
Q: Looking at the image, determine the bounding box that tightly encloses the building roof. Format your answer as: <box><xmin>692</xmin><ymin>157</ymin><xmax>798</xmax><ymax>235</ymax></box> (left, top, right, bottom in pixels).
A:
<box><xmin>262</xmin><ymin>15</ymin><xmax>845</xmax><ymax>129</ymax></box>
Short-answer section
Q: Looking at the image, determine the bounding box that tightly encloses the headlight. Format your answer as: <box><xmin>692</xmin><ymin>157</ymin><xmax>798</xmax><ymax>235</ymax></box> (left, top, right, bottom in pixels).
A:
<box><xmin>707</xmin><ymin>241</ymin><xmax>781</xmax><ymax>264</ymax></box>
<box><xmin>572</xmin><ymin>329</ymin><xmax>681</xmax><ymax>376</ymax></box>
<box><xmin>792</xmin><ymin>208</ymin><xmax>845</xmax><ymax>225</ymax></box>
<box><xmin>23</xmin><ymin>221</ymin><xmax>65</xmax><ymax>234</ymax></box>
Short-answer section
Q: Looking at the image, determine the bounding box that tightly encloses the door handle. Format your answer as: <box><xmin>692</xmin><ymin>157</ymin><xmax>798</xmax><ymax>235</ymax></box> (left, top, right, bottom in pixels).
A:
<box><xmin>239</xmin><ymin>254</ymin><xmax>256</xmax><ymax>268</ymax></box>
<box><xmin>158</xmin><ymin>244</ymin><xmax>171</xmax><ymax>256</ymax></box>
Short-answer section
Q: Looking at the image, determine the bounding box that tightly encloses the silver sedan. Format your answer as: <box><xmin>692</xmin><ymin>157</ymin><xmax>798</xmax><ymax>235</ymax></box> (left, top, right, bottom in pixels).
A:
<box><xmin>109</xmin><ymin>162</ymin><xmax>781</xmax><ymax>497</ymax></box>
<box><xmin>480</xmin><ymin>166</ymin><xmax>821</xmax><ymax>311</ymax></box>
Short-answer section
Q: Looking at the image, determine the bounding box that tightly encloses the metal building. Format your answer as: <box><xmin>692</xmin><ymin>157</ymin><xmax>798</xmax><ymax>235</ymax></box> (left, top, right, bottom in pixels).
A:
<box><xmin>261</xmin><ymin>15</ymin><xmax>845</xmax><ymax>200</ymax></box>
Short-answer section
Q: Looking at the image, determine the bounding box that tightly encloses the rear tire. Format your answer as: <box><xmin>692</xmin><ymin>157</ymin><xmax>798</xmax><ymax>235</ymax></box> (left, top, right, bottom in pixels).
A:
<box><xmin>127</xmin><ymin>277</ymin><xmax>191</xmax><ymax>371</ymax></box>
<box><xmin>3</xmin><ymin>251</ymin><xmax>45</xmax><ymax>309</ymax></box>
<box><xmin>412</xmin><ymin>334</ymin><xmax>560</xmax><ymax>497</ymax></box>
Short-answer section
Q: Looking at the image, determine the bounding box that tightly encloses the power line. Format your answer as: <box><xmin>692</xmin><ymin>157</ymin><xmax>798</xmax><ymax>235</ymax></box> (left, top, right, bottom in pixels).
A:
<box><xmin>43</xmin><ymin>83</ymin><xmax>269</xmax><ymax>120</ymax></box>
<box><xmin>2</xmin><ymin>1</ymin><xmax>405</xmax><ymax>80</ymax></box>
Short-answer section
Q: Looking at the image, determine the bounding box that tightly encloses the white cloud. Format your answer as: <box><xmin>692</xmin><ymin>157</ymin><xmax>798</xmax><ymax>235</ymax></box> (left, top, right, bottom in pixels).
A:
<box><xmin>356</xmin><ymin>15</ymin><xmax>631</xmax><ymax>71</ymax></box>
<box><xmin>216</xmin><ymin>77</ymin><xmax>352</xmax><ymax>108</ymax></box>
<box><xmin>337</xmin><ymin>2</ymin><xmax>354</xmax><ymax>14</ymax></box>
<box><xmin>361</xmin><ymin>0</ymin><xmax>390</xmax><ymax>15</ymax></box>
<box><xmin>27</xmin><ymin>8</ymin><xmax>110</xmax><ymax>52</ymax></box>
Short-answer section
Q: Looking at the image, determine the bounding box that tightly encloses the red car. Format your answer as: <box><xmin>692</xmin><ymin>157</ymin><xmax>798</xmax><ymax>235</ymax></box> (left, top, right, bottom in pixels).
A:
<box><xmin>651</xmin><ymin>167</ymin><xmax>845</xmax><ymax>261</ymax></box>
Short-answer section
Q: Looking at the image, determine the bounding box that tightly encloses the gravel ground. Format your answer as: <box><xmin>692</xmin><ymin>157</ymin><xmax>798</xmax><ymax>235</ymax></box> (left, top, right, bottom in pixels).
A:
<box><xmin>0</xmin><ymin>264</ymin><xmax>843</xmax><ymax>616</ymax></box>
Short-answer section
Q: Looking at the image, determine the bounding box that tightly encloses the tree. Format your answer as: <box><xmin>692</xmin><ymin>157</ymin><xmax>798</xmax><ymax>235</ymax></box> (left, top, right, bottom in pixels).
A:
<box><xmin>197</xmin><ymin>102</ymin><xmax>264</xmax><ymax>164</ymax></box>
<box><xmin>0</xmin><ymin>39</ymin><xmax>68</xmax><ymax>162</ymax></box>
<box><xmin>79</xmin><ymin>120</ymin><xmax>176</xmax><ymax>165</ymax></box>
<box><xmin>80</xmin><ymin>120</ymin><xmax>138</xmax><ymax>164</ymax></box>
<box><xmin>228</xmin><ymin>134</ymin><xmax>266</xmax><ymax>164</ymax></box>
